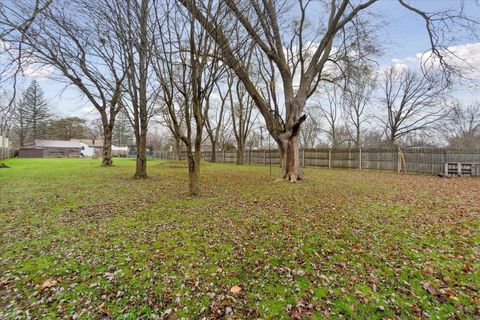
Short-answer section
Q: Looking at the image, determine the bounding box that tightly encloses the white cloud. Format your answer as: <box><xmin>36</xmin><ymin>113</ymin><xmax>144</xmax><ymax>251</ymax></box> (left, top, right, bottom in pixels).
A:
<box><xmin>447</xmin><ymin>42</ymin><xmax>480</xmax><ymax>78</ymax></box>
<box><xmin>22</xmin><ymin>63</ymin><xmax>55</xmax><ymax>79</ymax></box>
<box><xmin>80</xmin><ymin>106</ymin><xmax>95</xmax><ymax>114</ymax></box>
<box><xmin>389</xmin><ymin>42</ymin><xmax>480</xmax><ymax>79</ymax></box>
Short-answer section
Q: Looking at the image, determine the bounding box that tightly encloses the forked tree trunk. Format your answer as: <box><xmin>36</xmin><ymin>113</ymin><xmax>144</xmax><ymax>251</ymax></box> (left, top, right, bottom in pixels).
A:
<box><xmin>134</xmin><ymin>132</ymin><xmax>147</xmax><ymax>179</ymax></box>
<box><xmin>278</xmin><ymin>135</ymin><xmax>303</xmax><ymax>181</ymax></box>
<box><xmin>102</xmin><ymin>127</ymin><xmax>113</xmax><ymax>166</ymax></box>
<box><xmin>276</xmin><ymin>115</ymin><xmax>307</xmax><ymax>182</ymax></box>
<box><xmin>187</xmin><ymin>149</ymin><xmax>201</xmax><ymax>196</ymax></box>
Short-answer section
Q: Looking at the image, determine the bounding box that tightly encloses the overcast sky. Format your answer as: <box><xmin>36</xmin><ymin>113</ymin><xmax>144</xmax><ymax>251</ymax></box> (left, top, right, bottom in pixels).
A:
<box><xmin>16</xmin><ymin>0</ymin><xmax>480</xmax><ymax>120</ymax></box>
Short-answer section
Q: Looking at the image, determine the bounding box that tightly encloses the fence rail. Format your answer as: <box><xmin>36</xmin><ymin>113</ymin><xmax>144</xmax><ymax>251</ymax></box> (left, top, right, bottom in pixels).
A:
<box><xmin>152</xmin><ymin>147</ymin><xmax>480</xmax><ymax>176</ymax></box>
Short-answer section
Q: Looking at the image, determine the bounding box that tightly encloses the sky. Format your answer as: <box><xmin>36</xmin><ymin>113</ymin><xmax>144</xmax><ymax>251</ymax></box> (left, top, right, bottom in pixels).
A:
<box><xmin>13</xmin><ymin>0</ymin><xmax>480</xmax><ymax>120</ymax></box>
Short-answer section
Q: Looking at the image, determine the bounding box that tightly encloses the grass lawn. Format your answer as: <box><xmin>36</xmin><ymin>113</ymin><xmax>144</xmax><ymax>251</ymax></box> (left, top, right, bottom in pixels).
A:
<box><xmin>0</xmin><ymin>158</ymin><xmax>479</xmax><ymax>319</ymax></box>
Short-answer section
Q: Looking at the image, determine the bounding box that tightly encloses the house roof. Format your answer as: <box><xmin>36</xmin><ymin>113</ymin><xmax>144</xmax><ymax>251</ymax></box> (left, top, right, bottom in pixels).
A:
<box><xmin>33</xmin><ymin>139</ymin><xmax>83</xmax><ymax>148</ymax></box>
<box><xmin>70</xmin><ymin>139</ymin><xmax>104</xmax><ymax>147</ymax></box>
<box><xmin>112</xmin><ymin>145</ymin><xmax>128</xmax><ymax>151</ymax></box>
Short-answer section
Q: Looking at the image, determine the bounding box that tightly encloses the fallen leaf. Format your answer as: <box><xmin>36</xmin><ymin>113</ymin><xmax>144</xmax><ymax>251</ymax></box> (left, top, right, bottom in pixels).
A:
<box><xmin>422</xmin><ymin>281</ymin><xmax>437</xmax><ymax>295</ymax></box>
<box><xmin>229</xmin><ymin>285</ymin><xmax>241</xmax><ymax>294</ymax></box>
<box><xmin>422</xmin><ymin>266</ymin><xmax>434</xmax><ymax>275</ymax></box>
<box><xmin>40</xmin><ymin>279</ymin><xmax>56</xmax><ymax>291</ymax></box>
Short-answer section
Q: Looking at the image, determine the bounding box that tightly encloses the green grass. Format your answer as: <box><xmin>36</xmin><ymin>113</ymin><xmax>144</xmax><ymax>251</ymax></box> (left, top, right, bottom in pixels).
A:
<box><xmin>0</xmin><ymin>158</ymin><xmax>479</xmax><ymax>319</ymax></box>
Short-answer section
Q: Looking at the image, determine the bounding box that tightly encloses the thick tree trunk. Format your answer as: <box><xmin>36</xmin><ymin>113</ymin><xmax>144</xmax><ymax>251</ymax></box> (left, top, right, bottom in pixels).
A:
<box><xmin>278</xmin><ymin>135</ymin><xmax>303</xmax><ymax>181</ymax></box>
<box><xmin>187</xmin><ymin>149</ymin><xmax>201</xmax><ymax>196</ymax></box>
<box><xmin>276</xmin><ymin>115</ymin><xmax>307</xmax><ymax>182</ymax></box>
<box><xmin>134</xmin><ymin>131</ymin><xmax>147</xmax><ymax>179</ymax></box>
<box><xmin>102</xmin><ymin>127</ymin><xmax>113</xmax><ymax>166</ymax></box>
<box><xmin>210</xmin><ymin>140</ymin><xmax>216</xmax><ymax>162</ymax></box>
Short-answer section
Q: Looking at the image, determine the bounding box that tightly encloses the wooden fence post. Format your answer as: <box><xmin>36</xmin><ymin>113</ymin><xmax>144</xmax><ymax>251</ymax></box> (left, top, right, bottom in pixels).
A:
<box><xmin>397</xmin><ymin>147</ymin><xmax>401</xmax><ymax>173</ymax></box>
<box><xmin>302</xmin><ymin>149</ymin><xmax>305</xmax><ymax>167</ymax></box>
<box><xmin>263</xmin><ymin>150</ymin><xmax>266</xmax><ymax>165</ymax></box>
<box><xmin>348</xmin><ymin>148</ymin><xmax>352</xmax><ymax>169</ymax></box>
<box><xmin>223</xmin><ymin>150</ymin><xmax>225</xmax><ymax>163</ymax></box>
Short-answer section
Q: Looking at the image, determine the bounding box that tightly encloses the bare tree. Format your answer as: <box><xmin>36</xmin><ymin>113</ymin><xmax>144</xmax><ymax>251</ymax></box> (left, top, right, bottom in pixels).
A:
<box><xmin>180</xmin><ymin>0</ymin><xmax>479</xmax><ymax>182</ymax></box>
<box><xmin>379</xmin><ymin>65</ymin><xmax>447</xmax><ymax>146</ymax></box>
<box><xmin>106</xmin><ymin>0</ymin><xmax>158</xmax><ymax>179</ymax></box>
<box><xmin>151</xmin><ymin>12</ymin><xmax>186</xmax><ymax>162</ymax></box>
<box><xmin>161</xmin><ymin>109</ymin><xmax>185</xmax><ymax>161</ymax></box>
<box><xmin>153</xmin><ymin>0</ymin><xmax>225</xmax><ymax>195</ymax></box>
<box><xmin>343</xmin><ymin>64</ymin><xmax>376</xmax><ymax>148</ymax></box>
<box><xmin>0</xmin><ymin>90</ymin><xmax>15</xmax><ymax>140</ymax></box>
<box><xmin>0</xmin><ymin>0</ymin><xmax>52</xmax><ymax>41</ymax></box>
<box><xmin>0</xmin><ymin>0</ymin><xmax>53</xmax><ymax>87</ymax></box>
<box><xmin>300</xmin><ymin>107</ymin><xmax>322</xmax><ymax>148</ymax></box>
<box><xmin>230</xmin><ymin>76</ymin><xmax>256</xmax><ymax>164</ymax></box>
<box><xmin>441</xmin><ymin>102</ymin><xmax>480</xmax><ymax>149</ymax></box>
<box><xmin>205</xmin><ymin>78</ymin><xmax>230</xmax><ymax>163</ymax></box>
<box><xmin>316</xmin><ymin>83</ymin><xmax>346</xmax><ymax>148</ymax></box>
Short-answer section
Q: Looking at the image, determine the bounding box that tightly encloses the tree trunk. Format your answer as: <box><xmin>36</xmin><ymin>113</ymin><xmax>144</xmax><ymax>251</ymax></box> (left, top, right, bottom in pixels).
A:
<box><xmin>210</xmin><ymin>140</ymin><xmax>216</xmax><ymax>162</ymax></box>
<box><xmin>236</xmin><ymin>142</ymin><xmax>244</xmax><ymax>164</ymax></box>
<box><xmin>187</xmin><ymin>149</ymin><xmax>201</xmax><ymax>196</ymax></box>
<box><xmin>19</xmin><ymin>131</ymin><xmax>25</xmax><ymax>147</ymax></box>
<box><xmin>278</xmin><ymin>135</ymin><xmax>303</xmax><ymax>181</ymax></box>
<box><xmin>134</xmin><ymin>131</ymin><xmax>147</xmax><ymax>179</ymax></box>
<box><xmin>175</xmin><ymin>136</ymin><xmax>181</xmax><ymax>160</ymax></box>
<box><xmin>102</xmin><ymin>127</ymin><xmax>113</xmax><ymax>166</ymax></box>
<box><xmin>356</xmin><ymin>125</ymin><xmax>361</xmax><ymax>149</ymax></box>
<box><xmin>276</xmin><ymin>115</ymin><xmax>307</xmax><ymax>182</ymax></box>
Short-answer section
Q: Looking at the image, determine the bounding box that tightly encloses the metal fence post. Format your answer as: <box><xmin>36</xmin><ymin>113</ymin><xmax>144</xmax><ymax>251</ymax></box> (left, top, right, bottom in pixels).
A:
<box><xmin>328</xmin><ymin>148</ymin><xmax>332</xmax><ymax>169</ymax></box>
<box><xmin>359</xmin><ymin>148</ymin><xmax>362</xmax><ymax>170</ymax></box>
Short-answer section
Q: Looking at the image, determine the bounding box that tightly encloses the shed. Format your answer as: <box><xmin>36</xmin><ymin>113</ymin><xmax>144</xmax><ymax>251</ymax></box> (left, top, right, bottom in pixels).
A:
<box><xmin>23</xmin><ymin>140</ymin><xmax>83</xmax><ymax>158</ymax></box>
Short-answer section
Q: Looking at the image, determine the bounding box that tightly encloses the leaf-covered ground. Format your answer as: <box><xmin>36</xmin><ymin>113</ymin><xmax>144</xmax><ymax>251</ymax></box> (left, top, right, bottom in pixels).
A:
<box><xmin>0</xmin><ymin>158</ymin><xmax>479</xmax><ymax>319</ymax></box>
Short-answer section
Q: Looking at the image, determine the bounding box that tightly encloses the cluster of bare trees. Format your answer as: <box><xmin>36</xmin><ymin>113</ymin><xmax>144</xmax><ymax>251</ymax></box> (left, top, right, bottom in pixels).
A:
<box><xmin>1</xmin><ymin>0</ymin><xmax>479</xmax><ymax>194</ymax></box>
<box><xmin>305</xmin><ymin>64</ymin><xmax>449</xmax><ymax>149</ymax></box>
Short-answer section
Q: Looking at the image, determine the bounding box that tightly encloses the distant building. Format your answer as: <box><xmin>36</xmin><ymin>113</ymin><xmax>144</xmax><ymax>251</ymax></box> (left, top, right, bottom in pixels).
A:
<box><xmin>112</xmin><ymin>145</ymin><xmax>129</xmax><ymax>157</ymax></box>
<box><xmin>18</xmin><ymin>139</ymin><xmax>128</xmax><ymax>158</ymax></box>
<box><xmin>70</xmin><ymin>138</ymin><xmax>103</xmax><ymax>157</ymax></box>
<box><xmin>20</xmin><ymin>139</ymin><xmax>84</xmax><ymax>158</ymax></box>
<box><xmin>71</xmin><ymin>139</ymin><xmax>128</xmax><ymax>157</ymax></box>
